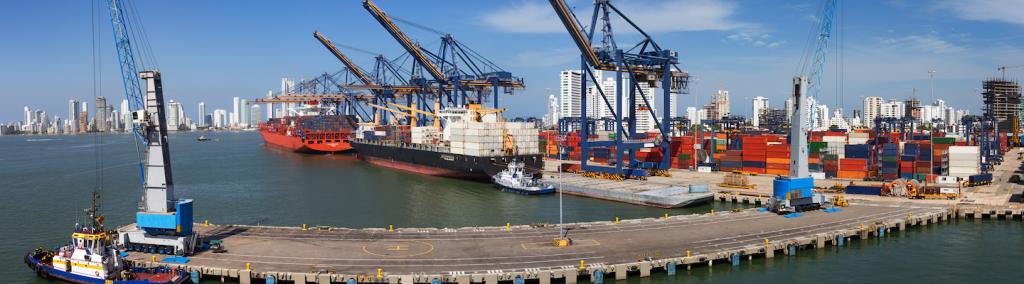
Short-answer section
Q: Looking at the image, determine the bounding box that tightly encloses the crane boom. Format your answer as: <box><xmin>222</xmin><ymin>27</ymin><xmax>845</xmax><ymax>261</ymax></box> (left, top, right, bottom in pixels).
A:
<box><xmin>549</xmin><ymin>0</ymin><xmax>607</xmax><ymax>70</ymax></box>
<box><xmin>314</xmin><ymin>31</ymin><xmax>376</xmax><ymax>86</ymax></box>
<box><xmin>363</xmin><ymin>0</ymin><xmax>446</xmax><ymax>82</ymax></box>
<box><xmin>999</xmin><ymin>65</ymin><xmax>1024</xmax><ymax>80</ymax></box>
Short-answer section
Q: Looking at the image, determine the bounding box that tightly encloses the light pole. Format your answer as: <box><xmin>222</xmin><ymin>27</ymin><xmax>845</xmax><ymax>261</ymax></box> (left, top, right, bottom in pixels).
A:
<box><xmin>928</xmin><ymin>69</ymin><xmax>936</xmax><ymax>175</ymax></box>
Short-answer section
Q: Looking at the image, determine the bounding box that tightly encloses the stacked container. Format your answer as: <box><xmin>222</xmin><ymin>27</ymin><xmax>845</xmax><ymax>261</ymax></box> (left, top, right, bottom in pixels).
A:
<box><xmin>839</xmin><ymin>144</ymin><xmax>870</xmax><ymax>179</ymax></box>
<box><xmin>720</xmin><ymin>150</ymin><xmax>743</xmax><ymax>172</ymax></box>
<box><xmin>741</xmin><ymin>136</ymin><xmax>767</xmax><ymax>174</ymax></box>
<box><xmin>670</xmin><ymin>136</ymin><xmax>696</xmax><ymax>169</ymax></box>
<box><xmin>765</xmin><ymin>143</ymin><xmax>790</xmax><ymax>175</ymax></box>
<box><xmin>932</xmin><ymin>137</ymin><xmax>954</xmax><ymax>175</ymax></box>
<box><xmin>879</xmin><ymin>143</ymin><xmax>900</xmax><ymax>181</ymax></box>
<box><xmin>947</xmin><ymin>146</ymin><xmax>980</xmax><ymax>178</ymax></box>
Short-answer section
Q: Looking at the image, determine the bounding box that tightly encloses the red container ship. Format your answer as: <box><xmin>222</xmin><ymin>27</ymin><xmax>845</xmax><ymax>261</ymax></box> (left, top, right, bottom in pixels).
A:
<box><xmin>259</xmin><ymin>114</ymin><xmax>358</xmax><ymax>154</ymax></box>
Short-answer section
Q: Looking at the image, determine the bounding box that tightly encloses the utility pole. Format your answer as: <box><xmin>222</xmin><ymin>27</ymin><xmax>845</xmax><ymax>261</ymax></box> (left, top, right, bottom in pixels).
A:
<box><xmin>928</xmin><ymin>69</ymin><xmax>936</xmax><ymax>175</ymax></box>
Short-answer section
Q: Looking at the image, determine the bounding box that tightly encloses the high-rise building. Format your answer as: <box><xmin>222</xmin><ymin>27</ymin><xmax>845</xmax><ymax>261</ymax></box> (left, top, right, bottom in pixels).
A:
<box><xmin>982</xmin><ymin>79</ymin><xmax>1021</xmax><ymax>129</ymax></box>
<box><xmin>862</xmin><ymin>96</ymin><xmax>882</xmax><ymax>125</ymax></box>
<box><xmin>751</xmin><ymin>96</ymin><xmax>769</xmax><ymax>127</ymax></box>
<box><xmin>231</xmin><ymin>97</ymin><xmax>241</xmax><ymax>126</ymax></box>
<box><xmin>250</xmin><ymin>104</ymin><xmax>262</xmax><ymax>126</ymax></box>
<box><xmin>95</xmin><ymin>97</ymin><xmax>107</xmax><ymax>132</ymax></box>
<box><xmin>198</xmin><ymin>102</ymin><xmax>207</xmax><ymax>127</ymax></box>
<box><xmin>685</xmin><ymin>106</ymin><xmax>699</xmax><ymax>126</ymax></box>
<box><xmin>240</xmin><ymin>99</ymin><xmax>250</xmax><ymax>128</ymax></box>
<box><xmin>785</xmin><ymin>97</ymin><xmax>794</xmax><ymax>122</ymax></box>
<box><xmin>880</xmin><ymin>100</ymin><xmax>905</xmax><ymax>119</ymax></box>
<box><xmin>545</xmin><ymin>94</ymin><xmax>559</xmax><ymax>128</ymax></box>
<box><xmin>68</xmin><ymin>100</ymin><xmax>80</xmax><ymax>127</ymax></box>
<box><xmin>120</xmin><ymin>99</ymin><xmax>130</xmax><ymax>131</ymax></box>
<box><xmin>265</xmin><ymin>90</ymin><xmax>274</xmax><ymax>120</ymax></box>
<box><xmin>559</xmin><ymin>70</ymin><xmax>583</xmax><ymax>119</ymax></box>
<box><xmin>79</xmin><ymin>111</ymin><xmax>89</xmax><ymax>133</ymax></box>
<box><xmin>213</xmin><ymin>109</ymin><xmax>227</xmax><ymax>128</ymax></box>
<box><xmin>166</xmin><ymin>100</ymin><xmax>182</xmax><ymax>130</ymax></box>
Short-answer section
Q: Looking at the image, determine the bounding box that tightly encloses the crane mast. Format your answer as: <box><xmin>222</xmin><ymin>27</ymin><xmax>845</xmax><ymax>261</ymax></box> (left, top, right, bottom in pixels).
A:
<box><xmin>363</xmin><ymin>0</ymin><xmax>446</xmax><ymax>83</ymax></box>
<box><xmin>109</xmin><ymin>0</ymin><xmax>196</xmax><ymax>255</ymax></box>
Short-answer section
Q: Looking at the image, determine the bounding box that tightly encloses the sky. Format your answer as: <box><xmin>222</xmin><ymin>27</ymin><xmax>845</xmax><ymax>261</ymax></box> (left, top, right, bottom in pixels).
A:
<box><xmin>1</xmin><ymin>0</ymin><xmax>1023</xmax><ymax>123</ymax></box>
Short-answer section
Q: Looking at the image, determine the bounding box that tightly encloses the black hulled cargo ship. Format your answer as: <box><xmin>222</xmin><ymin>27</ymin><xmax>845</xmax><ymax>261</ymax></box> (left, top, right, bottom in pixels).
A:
<box><xmin>350</xmin><ymin>139</ymin><xmax>543</xmax><ymax>180</ymax></box>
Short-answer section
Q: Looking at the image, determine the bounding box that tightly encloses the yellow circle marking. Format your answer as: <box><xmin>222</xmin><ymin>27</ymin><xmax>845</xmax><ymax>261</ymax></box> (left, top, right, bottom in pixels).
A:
<box><xmin>362</xmin><ymin>240</ymin><xmax>434</xmax><ymax>258</ymax></box>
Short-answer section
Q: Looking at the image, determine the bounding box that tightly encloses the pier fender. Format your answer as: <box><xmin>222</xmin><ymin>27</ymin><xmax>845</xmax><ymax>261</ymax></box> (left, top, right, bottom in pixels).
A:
<box><xmin>266</xmin><ymin>275</ymin><xmax>276</xmax><ymax>284</ymax></box>
<box><xmin>879</xmin><ymin>227</ymin><xmax>886</xmax><ymax>237</ymax></box>
<box><xmin>514</xmin><ymin>275</ymin><xmax>524</xmax><ymax>284</ymax></box>
<box><xmin>836</xmin><ymin>235</ymin><xmax>845</xmax><ymax>246</ymax></box>
<box><xmin>591</xmin><ymin>270</ymin><xmax>603</xmax><ymax>284</ymax></box>
<box><xmin>731</xmin><ymin>253</ymin><xmax>740</xmax><ymax>266</ymax></box>
<box><xmin>788</xmin><ymin>245</ymin><xmax>796</xmax><ymax>256</ymax></box>
<box><xmin>666</xmin><ymin>261</ymin><xmax>676</xmax><ymax>275</ymax></box>
<box><xmin>348</xmin><ymin>278</ymin><xmax>357</xmax><ymax>284</ymax></box>
<box><xmin>432</xmin><ymin>278</ymin><xmax>442</xmax><ymax>284</ymax></box>
<box><xmin>191</xmin><ymin>271</ymin><xmax>200</xmax><ymax>283</ymax></box>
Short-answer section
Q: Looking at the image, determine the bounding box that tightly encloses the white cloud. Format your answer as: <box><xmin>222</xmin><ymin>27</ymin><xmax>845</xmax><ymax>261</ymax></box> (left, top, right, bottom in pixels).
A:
<box><xmin>726</xmin><ymin>32</ymin><xmax>786</xmax><ymax>48</ymax></box>
<box><xmin>878</xmin><ymin>32</ymin><xmax>966</xmax><ymax>54</ymax></box>
<box><xmin>483</xmin><ymin>0</ymin><xmax>750</xmax><ymax>34</ymax></box>
<box><xmin>939</xmin><ymin>0</ymin><xmax>1024</xmax><ymax>26</ymax></box>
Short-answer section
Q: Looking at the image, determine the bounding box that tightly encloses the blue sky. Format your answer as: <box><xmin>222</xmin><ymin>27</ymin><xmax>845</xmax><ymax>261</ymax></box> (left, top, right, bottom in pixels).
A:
<box><xmin>1</xmin><ymin>0</ymin><xmax>1023</xmax><ymax>122</ymax></box>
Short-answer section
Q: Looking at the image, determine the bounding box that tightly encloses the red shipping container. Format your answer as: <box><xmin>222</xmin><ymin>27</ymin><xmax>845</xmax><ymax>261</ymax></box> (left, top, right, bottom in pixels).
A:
<box><xmin>742</xmin><ymin>167</ymin><xmax>766</xmax><ymax>174</ymax></box>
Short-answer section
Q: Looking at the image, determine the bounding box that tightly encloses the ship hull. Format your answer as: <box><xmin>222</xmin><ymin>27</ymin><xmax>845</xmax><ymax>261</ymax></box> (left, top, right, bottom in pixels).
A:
<box><xmin>25</xmin><ymin>254</ymin><xmax>187</xmax><ymax>284</ymax></box>
<box><xmin>260</xmin><ymin>130</ymin><xmax>352</xmax><ymax>153</ymax></box>
<box><xmin>351</xmin><ymin>141</ymin><xmax>543</xmax><ymax>180</ymax></box>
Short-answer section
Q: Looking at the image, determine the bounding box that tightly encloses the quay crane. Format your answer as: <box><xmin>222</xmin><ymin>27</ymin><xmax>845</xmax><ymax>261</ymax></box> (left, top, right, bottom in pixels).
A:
<box><xmin>767</xmin><ymin>0</ymin><xmax>837</xmax><ymax>213</ymax></box>
<box><xmin>549</xmin><ymin>0</ymin><xmax>690</xmax><ymax>179</ymax></box>
<box><xmin>108</xmin><ymin>0</ymin><xmax>197</xmax><ymax>255</ymax></box>
<box><xmin>363</xmin><ymin>0</ymin><xmax>524</xmax><ymax>111</ymax></box>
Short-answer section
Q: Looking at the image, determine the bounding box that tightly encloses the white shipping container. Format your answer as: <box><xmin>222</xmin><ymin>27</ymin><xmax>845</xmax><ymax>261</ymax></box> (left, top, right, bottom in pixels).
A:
<box><xmin>948</xmin><ymin>146</ymin><xmax>980</xmax><ymax>154</ymax></box>
<box><xmin>939</xmin><ymin>188</ymin><xmax>960</xmax><ymax>195</ymax></box>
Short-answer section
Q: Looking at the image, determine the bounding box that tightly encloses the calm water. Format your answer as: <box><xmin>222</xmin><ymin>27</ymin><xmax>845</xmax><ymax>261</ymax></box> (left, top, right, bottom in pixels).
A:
<box><xmin>2</xmin><ymin>132</ymin><xmax>1021</xmax><ymax>283</ymax></box>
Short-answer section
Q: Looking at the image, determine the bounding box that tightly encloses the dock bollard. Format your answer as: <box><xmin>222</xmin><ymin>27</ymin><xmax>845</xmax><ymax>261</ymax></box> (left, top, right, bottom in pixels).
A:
<box><xmin>615</xmin><ymin>216</ymin><xmax>619</xmax><ymax>224</ymax></box>
<box><xmin>204</xmin><ymin>219</ymin><xmax>208</xmax><ymax>227</ymax></box>
<box><xmin>245</xmin><ymin>262</ymin><xmax>251</xmax><ymax>270</ymax></box>
<box><xmin>686</xmin><ymin>250</ymin><xmax>691</xmax><ymax>257</ymax></box>
<box><xmin>388</xmin><ymin>224</ymin><xmax>393</xmax><ymax>232</ymax></box>
<box><xmin>302</xmin><ymin>224</ymin><xmax>307</xmax><ymax>231</ymax></box>
<box><xmin>377</xmin><ymin>268</ymin><xmax>383</xmax><ymax>279</ymax></box>
<box><xmin>764</xmin><ymin>238</ymin><xmax>769</xmax><ymax>245</ymax></box>
<box><xmin>711</xmin><ymin>209</ymin><xmax>715</xmax><ymax>215</ymax></box>
<box><xmin>579</xmin><ymin>259</ymin><xmax>585</xmax><ymax>269</ymax></box>
<box><xmin>151</xmin><ymin>256</ymin><xmax>156</xmax><ymax>262</ymax></box>
<box><xmin>664</xmin><ymin>213</ymin><xmax>669</xmax><ymax>220</ymax></box>
<box><xmin>506</xmin><ymin>223</ymin><xmax>511</xmax><ymax>231</ymax></box>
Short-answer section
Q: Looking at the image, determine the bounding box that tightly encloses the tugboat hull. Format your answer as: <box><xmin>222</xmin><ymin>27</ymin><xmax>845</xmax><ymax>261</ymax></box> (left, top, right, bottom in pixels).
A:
<box><xmin>25</xmin><ymin>253</ymin><xmax>188</xmax><ymax>284</ymax></box>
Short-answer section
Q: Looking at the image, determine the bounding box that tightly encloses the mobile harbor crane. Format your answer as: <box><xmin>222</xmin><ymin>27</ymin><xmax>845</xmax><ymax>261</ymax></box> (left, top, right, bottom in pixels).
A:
<box><xmin>767</xmin><ymin>0</ymin><xmax>838</xmax><ymax>213</ymax></box>
<box><xmin>107</xmin><ymin>0</ymin><xmax>197</xmax><ymax>255</ymax></box>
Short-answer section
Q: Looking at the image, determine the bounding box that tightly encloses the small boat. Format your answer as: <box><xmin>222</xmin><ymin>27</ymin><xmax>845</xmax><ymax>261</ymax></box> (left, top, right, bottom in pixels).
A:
<box><xmin>197</xmin><ymin>135</ymin><xmax>211</xmax><ymax>142</ymax></box>
<box><xmin>24</xmin><ymin>195</ymin><xmax>189</xmax><ymax>284</ymax></box>
<box><xmin>492</xmin><ymin>161</ymin><xmax>555</xmax><ymax>195</ymax></box>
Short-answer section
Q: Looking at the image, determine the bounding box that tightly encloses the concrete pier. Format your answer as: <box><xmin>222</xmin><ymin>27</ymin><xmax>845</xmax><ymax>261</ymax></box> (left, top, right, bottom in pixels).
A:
<box><xmin>125</xmin><ymin>202</ymin><xmax>959</xmax><ymax>283</ymax></box>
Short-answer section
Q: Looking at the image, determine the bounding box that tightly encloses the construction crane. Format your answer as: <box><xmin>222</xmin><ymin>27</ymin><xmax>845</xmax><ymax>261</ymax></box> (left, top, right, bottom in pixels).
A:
<box><xmin>549</xmin><ymin>0</ymin><xmax>690</xmax><ymax>179</ymax></box>
<box><xmin>768</xmin><ymin>0</ymin><xmax>837</xmax><ymax>213</ymax></box>
<box><xmin>998</xmin><ymin>65</ymin><xmax>1023</xmax><ymax>80</ymax></box>
<box><xmin>108</xmin><ymin>0</ymin><xmax>197</xmax><ymax>255</ymax></box>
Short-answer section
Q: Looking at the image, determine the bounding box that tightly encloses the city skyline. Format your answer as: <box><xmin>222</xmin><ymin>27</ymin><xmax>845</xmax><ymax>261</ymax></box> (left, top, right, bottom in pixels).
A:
<box><xmin>2</xmin><ymin>1</ymin><xmax>1023</xmax><ymax>123</ymax></box>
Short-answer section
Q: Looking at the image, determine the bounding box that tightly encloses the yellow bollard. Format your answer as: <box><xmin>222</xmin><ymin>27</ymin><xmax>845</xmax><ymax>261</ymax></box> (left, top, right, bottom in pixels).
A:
<box><xmin>303</xmin><ymin>224</ymin><xmax>307</xmax><ymax>231</ymax></box>
<box><xmin>204</xmin><ymin>219</ymin><xmax>209</xmax><ymax>227</ymax></box>
<box><xmin>245</xmin><ymin>262</ymin><xmax>251</xmax><ymax>270</ymax></box>
<box><xmin>615</xmin><ymin>216</ymin><xmax>619</xmax><ymax>224</ymax></box>
<box><xmin>506</xmin><ymin>223</ymin><xmax>511</xmax><ymax>231</ymax></box>
<box><xmin>764</xmin><ymin>238</ymin><xmax>769</xmax><ymax>245</ymax></box>
<box><xmin>579</xmin><ymin>259</ymin><xmax>585</xmax><ymax>269</ymax></box>
<box><xmin>860</xmin><ymin>224</ymin><xmax>865</xmax><ymax>230</ymax></box>
<box><xmin>377</xmin><ymin>268</ymin><xmax>383</xmax><ymax>279</ymax></box>
<box><xmin>664</xmin><ymin>213</ymin><xmax>669</xmax><ymax>220</ymax></box>
<box><xmin>388</xmin><ymin>224</ymin><xmax>394</xmax><ymax>232</ymax></box>
<box><xmin>151</xmin><ymin>255</ymin><xmax>156</xmax><ymax>262</ymax></box>
<box><xmin>686</xmin><ymin>250</ymin><xmax>691</xmax><ymax>257</ymax></box>
<box><xmin>711</xmin><ymin>209</ymin><xmax>715</xmax><ymax>215</ymax></box>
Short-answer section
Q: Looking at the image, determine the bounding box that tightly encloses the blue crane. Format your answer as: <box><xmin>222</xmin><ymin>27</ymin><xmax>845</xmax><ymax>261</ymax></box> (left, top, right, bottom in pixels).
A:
<box><xmin>108</xmin><ymin>0</ymin><xmax>196</xmax><ymax>255</ymax></box>
<box><xmin>549</xmin><ymin>0</ymin><xmax>690</xmax><ymax>178</ymax></box>
<box><xmin>363</xmin><ymin>0</ymin><xmax>523</xmax><ymax>111</ymax></box>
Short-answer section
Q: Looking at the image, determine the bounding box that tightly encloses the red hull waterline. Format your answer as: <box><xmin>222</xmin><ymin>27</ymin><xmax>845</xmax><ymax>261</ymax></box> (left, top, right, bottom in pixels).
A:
<box><xmin>361</xmin><ymin>155</ymin><xmax>481</xmax><ymax>179</ymax></box>
<box><xmin>260</xmin><ymin>130</ymin><xmax>352</xmax><ymax>153</ymax></box>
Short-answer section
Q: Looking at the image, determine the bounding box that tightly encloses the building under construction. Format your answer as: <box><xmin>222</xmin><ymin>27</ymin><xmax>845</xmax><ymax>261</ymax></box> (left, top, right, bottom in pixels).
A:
<box><xmin>982</xmin><ymin>79</ymin><xmax>1021</xmax><ymax>129</ymax></box>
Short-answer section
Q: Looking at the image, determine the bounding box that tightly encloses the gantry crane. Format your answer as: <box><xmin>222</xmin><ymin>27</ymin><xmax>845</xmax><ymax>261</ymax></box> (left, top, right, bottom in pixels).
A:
<box><xmin>549</xmin><ymin>0</ymin><xmax>690</xmax><ymax>178</ymax></box>
<box><xmin>108</xmin><ymin>0</ymin><xmax>197</xmax><ymax>255</ymax></box>
<box><xmin>363</xmin><ymin>0</ymin><xmax>523</xmax><ymax>110</ymax></box>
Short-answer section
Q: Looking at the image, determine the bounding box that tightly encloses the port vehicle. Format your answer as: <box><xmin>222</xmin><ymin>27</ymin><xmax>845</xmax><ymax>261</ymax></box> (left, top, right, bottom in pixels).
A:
<box><xmin>197</xmin><ymin>135</ymin><xmax>210</xmax><ymax>142</ymax></box>
<box><xmin>965</xmin><ymin>173</ymin><xmax>993</xmax><ymax>187</ymax></box>
<box><xmin>492</xmin><ymin>161</ymin><xmax>555</xmax><ymax>195</ymax></box>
